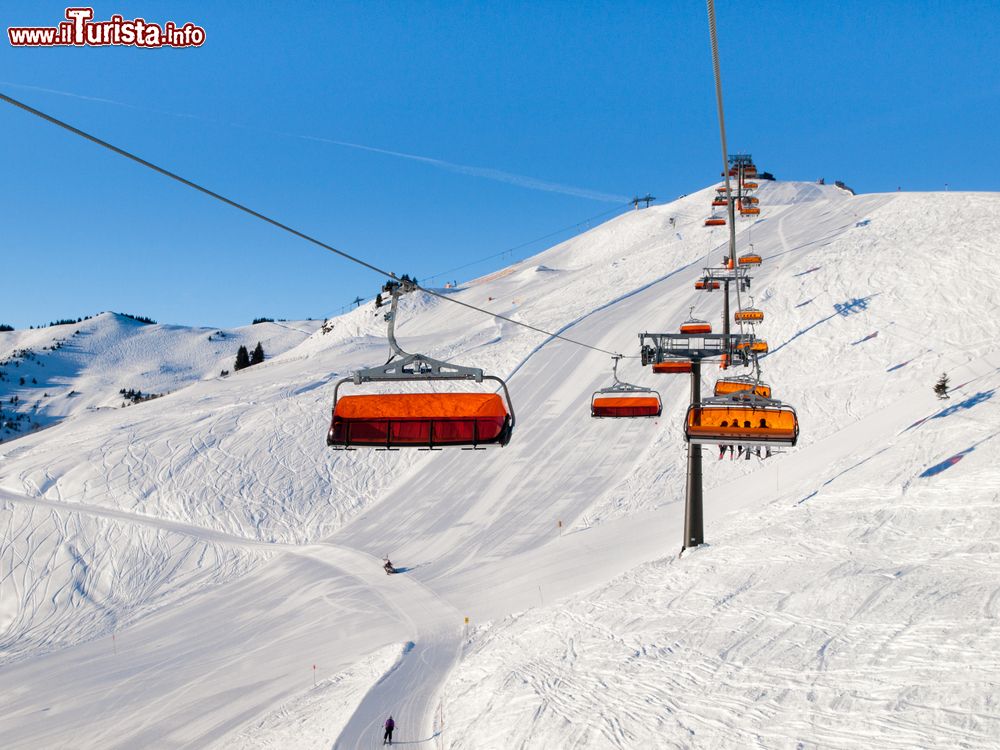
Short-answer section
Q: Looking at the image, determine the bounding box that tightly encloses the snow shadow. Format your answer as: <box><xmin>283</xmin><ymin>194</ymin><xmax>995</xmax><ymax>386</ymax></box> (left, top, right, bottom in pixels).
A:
<box><xmin>919</xmin><ymin>449</ymin><xmax>974</xmax><ymax>478</ymax></box>
<box><xmin>918</xmin><ymin>429</ymin><xmax>1000</xmax><ymax>478</ymax></box>
<box><xmin>380</xmin><ymin>731</ymin><xmax>442</xmax><ymax>745</ymax></box>
<box><xmin>905</xmin><ymin>389</ymin><xmax>997</xmax><ymax>432</ymax></box>
<box><xmin>851</xmin><ymin>331</ymin><xmax>878</xmax><ymax>345</ymax></box>
<box><xmin>931</xmin><ymin>390</ymin><xmax>995</xmax><ymax>420</ymax></box>
<box><xmin>834</xmin><ymin>295</ymin><xmax>876</xmax><ymax>316</ymax></box>
<box><xmin>887</xmin><ymin>359</ymin><xmax>914</xmax><ymax>372</ymax></box>
<box><xmin>771</xmin><ymin>295</ymin><xmax>880</xmax><ymax>356</ymax></box>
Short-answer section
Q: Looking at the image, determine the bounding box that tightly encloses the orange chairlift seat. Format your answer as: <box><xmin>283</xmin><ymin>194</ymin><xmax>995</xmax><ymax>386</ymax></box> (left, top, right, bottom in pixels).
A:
<box><xmin>714</xmin><ymin>375</ymin><xmax>772</xmax><ymax>399</ymax></box>
<box><xmin>712</xmin><ymin>197</ymin><xmax>728</xmax><ymax>207</ymax></box>
<box><xmin>740</xmin><ymin>205</ymin><xmax>761</xmax><ymax>216</ymax></box>
<box><xmin>591</xmin><ymin>356</ymin><xmax>662</xmax><ymax>418</ymax></box>
<box><xmin>680</xmin><ymin>308</ymin><xmax>713</xmax><ymax>335</ymax></box>
<box><xmin>741</xmin><ymin>196</ymin><xmax>760</xmax><ymax>205</ymax></box>
<box><xmin>716</xmin><ymin>186</ymin><xmax>729</xmax><ymax>194</ymax></box>
<box><xmin>653</xmin><ymin>359</ymin><xmax>693</xmax><ymax>374</ymax></box>
<box><xmin>744</xmin><ymin>166</ymin><xmax>758</xmax><ymax>178</ymax></box>
<box><xmin>695</xmin><ymin>278</ymin><xmax>721</xmax><ymax>290</ymax></box>
<box><xmin>743</xmin><ymin>181</ymin><xmax>758</xmax><ymax>190</ymax></box>
<box><xmin>685</xmin><ymin>395</ymin><xmax>798</xmax><ymax>447</ymax></box>
<box><xmin>704</xmin><ymin>216</ymin><xmax>726</xmax><ymax>227</ymax></box>
<box><xmin>736</xmin><ymin>339</ymin><xmax>769</xmax><ymax>354</ymax></box>
<box><xmin>738</xmin><ymin>249</ymin><xmax>763</xmax><ymax>266</ymax></box>
<box><xmin>734</xmin><ymin>305</ymin><xmax>764</xmax><ymax>323</ymax></box>
<box><xmin>330</xmin><ymin>393</ymin><xmax>511</xmax><ymax>447</ymax></box>
<box><xmin>327</xmin><ymin>281</ymin><xmax>514</xmax><ymax>449</ymax></box>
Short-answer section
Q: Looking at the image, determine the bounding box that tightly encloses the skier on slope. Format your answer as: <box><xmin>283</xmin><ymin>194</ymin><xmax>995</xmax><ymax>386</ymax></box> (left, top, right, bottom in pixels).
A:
<box><xmin>383</xmin><ymin>715</ymin><xmax>395</xmax><ymax>745</ymax></box>
<box><xmin>384</xmin><ymin>558</ymin><xmax>396</xmax><ymax>575</ymax></box>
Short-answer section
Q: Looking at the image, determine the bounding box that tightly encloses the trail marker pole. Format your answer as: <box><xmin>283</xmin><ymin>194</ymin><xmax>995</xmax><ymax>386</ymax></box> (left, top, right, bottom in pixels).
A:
<box><xmin>112</xmin><ymin>633</ymin><xmax>117</xmax><ymax>657</ymax></box>
<box><xmin>312</xmin><ymin>664</ymin><xmax>316</xmax><ymax>687</ymax></box>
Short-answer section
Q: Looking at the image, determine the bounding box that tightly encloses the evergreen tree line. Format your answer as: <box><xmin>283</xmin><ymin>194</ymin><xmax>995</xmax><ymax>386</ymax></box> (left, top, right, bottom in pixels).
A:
<box><xmin>30</xmin><ymin>315</ymin><xmax>94</xmax><ymax>329</ymax></box>
<box><xmin>119</xmin><ymin>388</ymin><xmax>162</xmax><ymax>406</ymax></box>
<box><xmin>234</xmin><ymin>342</ymin><xmax>266</xmax><ymax>371</ymax></box>
<box><xmin>118</xmin><ymin>313</ymin><xmax>157</xmax><ymax>325</ymax></box>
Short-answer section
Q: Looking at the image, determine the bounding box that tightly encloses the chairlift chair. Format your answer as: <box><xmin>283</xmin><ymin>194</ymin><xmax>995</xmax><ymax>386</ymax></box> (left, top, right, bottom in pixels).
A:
<box><xmin>704</xmin><ymin>216</ymin><xmax>726</xmax><ymax>227</ymax></box>
<box><xmin>738</xmin><ymin>250</ymin><xmax>763</xmax><ymax>266</ymax></box>
<box><xmin>714</xmin><ymin>374</ymin><xmax>772</xmax><ymax>399</ymax></box>
<box><xmin>736</xmin><ymin>339</ymin><xmax>769</xmax><ymax>354</ymax></box>
<box><xmin>327</xmin><ymin>281</ymin><xmax>515</xmax><ymax>449</ymax></box>
<box><xmin>685</xmin><ymin>394</ymin><xmax>798</xmax><ymax>447</ymax></box>
<box><xmin>743</xmin><ymin>181</ymin><xmax>758</xmax><ymax>190</ymax></box>
<box><xmin>734</xmin><ymin>307</ymin><xmax>764</xmax><ymax>323</ymax></box>
<box><xmin>734</xmin><ymin>296</ymin><xmax>764</xmax><ymax>323</ymax></box>
<box><xmin>679</xmin><ymin>307</ymin><xmax>713</xmax><ymax>335</ymax></box>
<box><xmin>653</xmin><ymin>359</ymin><xmax>693</xmax><ymax>374</ymax></box>
<box><xmin>591</xmin><ymin>356</ymin><xmax>662</xmax><ymax>418</ymax></box>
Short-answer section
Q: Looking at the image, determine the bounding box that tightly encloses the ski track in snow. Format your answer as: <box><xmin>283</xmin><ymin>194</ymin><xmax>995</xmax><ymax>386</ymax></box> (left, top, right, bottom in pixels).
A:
<box><xmin>2</xmin><ymin>182</ymin><xmax>1000</xmax><ymax>748</ymax></box>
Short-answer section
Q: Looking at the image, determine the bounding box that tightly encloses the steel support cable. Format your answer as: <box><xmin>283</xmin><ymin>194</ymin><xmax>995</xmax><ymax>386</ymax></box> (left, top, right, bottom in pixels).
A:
<box><xmin>0</xmin><ymin>91</ymin><xmax>627</xmax><ymax>358</ymax></box>
<box><xmin>706</xmin><ymin>0</ymin><xmax>737</xmax><ymax>266</ymax></box>
<box><xmin>422</xmin><ymin>201</ymin><xmax>632</xmax><ymax>285</ymax></box>
<box><xmin>706</xmin><ymin>1</ymin><xmax>756</xmax><ymax>355</ymax></box>
<box><xmin>331</xmin><ymin>200</ymin><xmax>632</xmax><ymax>315</ymax></box>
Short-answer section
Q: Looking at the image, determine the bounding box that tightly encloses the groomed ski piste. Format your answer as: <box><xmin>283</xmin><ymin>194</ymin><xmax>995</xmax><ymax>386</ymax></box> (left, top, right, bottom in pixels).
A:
<box><xmin>2</xmin><ymin>180</ymin><xmax>999</xmax><ymax>748</ymax></box>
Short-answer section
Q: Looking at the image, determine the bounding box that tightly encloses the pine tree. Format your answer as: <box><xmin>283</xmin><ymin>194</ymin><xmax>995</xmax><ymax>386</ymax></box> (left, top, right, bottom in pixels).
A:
<box><xmin>251</xmin><ymin>342</ymin><xmax>265</xmax><ymax>366</ymax></box>
<box><xmin>234</xmin><ymin>345</ymin><xmax>251</xmax><ymax>371</ymax></box>
<box><xmin>934</xmin><ymin>372</ymin><xmax>949</xmax><ymax>399</ymax></box>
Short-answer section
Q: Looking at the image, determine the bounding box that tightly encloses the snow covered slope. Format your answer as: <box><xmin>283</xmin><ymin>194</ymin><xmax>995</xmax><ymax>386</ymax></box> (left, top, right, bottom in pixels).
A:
<box><xmin>0</xmin><ymin>312</ymin><xmax>321</xmax><ymax>441</ymax></box>
<box><xmin>1</xmin><ymin>181</ymin><xmax>999</xmax><ymax>748</ymax></box>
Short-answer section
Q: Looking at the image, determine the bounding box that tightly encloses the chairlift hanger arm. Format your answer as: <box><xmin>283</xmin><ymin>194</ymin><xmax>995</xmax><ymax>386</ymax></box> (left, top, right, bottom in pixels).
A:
<box><xmin>597</xmin><ymin>354</ymin><xmax>652</xmax><ymax>394</ymax></box>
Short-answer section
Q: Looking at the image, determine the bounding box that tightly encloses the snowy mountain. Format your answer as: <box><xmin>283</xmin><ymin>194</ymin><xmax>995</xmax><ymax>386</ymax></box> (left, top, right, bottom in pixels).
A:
<box><xmin>1</xmin><ymin>180</ymin><xmax>999</xmax><ymax>748</ymax></box>
<box><xmin>0</xmin><ymin>312</ymin><xmax>323</xmax><ymax>441</ymax></box>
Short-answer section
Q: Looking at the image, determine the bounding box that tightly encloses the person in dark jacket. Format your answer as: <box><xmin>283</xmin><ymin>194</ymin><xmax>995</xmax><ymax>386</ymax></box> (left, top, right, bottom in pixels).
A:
<box><xmin>384</xmin><ymin>715</ymin><xmax>395</xmax><ymax>745</ymax></box>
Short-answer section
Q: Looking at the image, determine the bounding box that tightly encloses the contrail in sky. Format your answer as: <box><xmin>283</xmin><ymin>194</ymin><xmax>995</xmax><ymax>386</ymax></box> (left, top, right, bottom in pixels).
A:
<box><xmin>1</xmin><ymin>81</ymin><xmax>629</xmax><ymax>203</ymax></box>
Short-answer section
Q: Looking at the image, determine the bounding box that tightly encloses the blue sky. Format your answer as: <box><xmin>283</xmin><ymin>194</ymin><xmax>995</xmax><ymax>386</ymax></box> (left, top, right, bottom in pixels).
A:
<box><xmin>2</xmin><ymin>1</ymin><xmax>997</xmax><ymax>329</ymax></box>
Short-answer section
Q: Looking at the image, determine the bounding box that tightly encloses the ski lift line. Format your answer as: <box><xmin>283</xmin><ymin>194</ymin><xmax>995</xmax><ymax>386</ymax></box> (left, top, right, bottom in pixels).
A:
<box><xmin>427</xmin><ymin>197</ymin><xmax>707</xmax><ymax>288</ymax></box>
<box><xmin>0</xmin><ymin>91</ymin><xmax>625</xmax><ymax>360</ymax></box>
<box><xmin>705</xmin><ymin>0</ymin><xmax>757</xmax><ymax>357</ymax></box>
<box><xmin>421</xmin><ymin>201</ymin><xmax>633</xmax><ymax>284</ymax></box>
<box><xmin>0</xmin><ymin>91</ymin><xmax>394</xmax><ymax>281</ymax></box>
<box><xmin>705</xmin><ymin>0</ymin><xmax>738</xmax><ymax>267</ymax></box>
<box><xmin>420</xmin><ymin>287</ymin><xmax>625</xmax><ymax>357</ymax></box>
